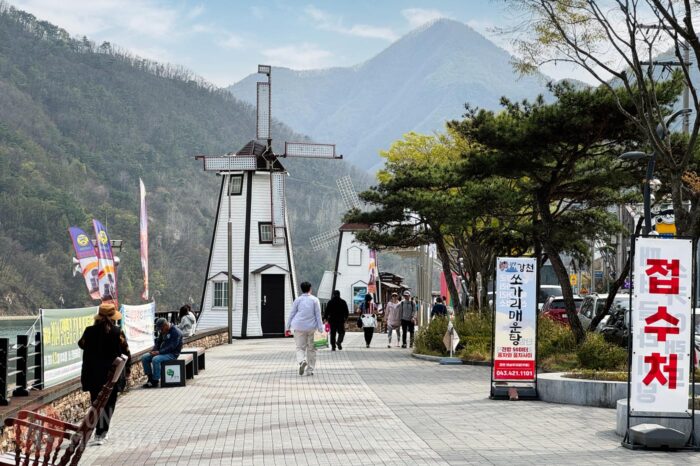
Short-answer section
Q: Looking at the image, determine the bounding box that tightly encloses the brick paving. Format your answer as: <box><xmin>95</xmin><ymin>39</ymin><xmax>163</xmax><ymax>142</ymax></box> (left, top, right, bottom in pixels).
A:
<box><xmin>81</xmin><ymin>333</ymin><xmax>699</xmax><ymax>465</ymax></box>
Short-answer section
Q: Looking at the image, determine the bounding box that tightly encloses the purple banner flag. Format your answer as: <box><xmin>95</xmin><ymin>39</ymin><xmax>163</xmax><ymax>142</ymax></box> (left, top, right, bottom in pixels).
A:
<box><xmin>92</xmin><ymin>220</ymin><xmax>117</xmax><ymax>303</ymax></box>
<box><xmin>68</xmin><ymin>227</ymin><xmax>100</xmax><ymax>300</ymax></box>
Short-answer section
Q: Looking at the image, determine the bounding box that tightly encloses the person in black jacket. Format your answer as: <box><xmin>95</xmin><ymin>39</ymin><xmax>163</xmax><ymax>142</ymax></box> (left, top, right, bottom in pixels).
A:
<box><xmin>78</xmin><ymin>302</ymin><xmax>128</xmax><ymax>446</ymax></box>
<box><xmin>323</xmin><ymin>290</ymin><xmax>349</xmax><ymax>351</ymax></box>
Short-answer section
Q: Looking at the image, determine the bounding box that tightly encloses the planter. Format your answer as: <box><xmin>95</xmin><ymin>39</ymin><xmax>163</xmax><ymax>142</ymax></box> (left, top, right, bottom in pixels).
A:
<box><xmin>616</xmin><ymin>399</ymin><xmax>700</xmax><ymax>446</ymax></box>
<box><xmin>538</xmin><ymin>372</ymin><xmax>627</xmax><ymax>408</ymax></box>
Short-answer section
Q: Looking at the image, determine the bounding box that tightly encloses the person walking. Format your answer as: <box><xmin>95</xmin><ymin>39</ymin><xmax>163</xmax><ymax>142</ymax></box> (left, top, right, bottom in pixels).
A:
<box><xmin>78</xmin><ymin>302</ymin><xmax>130</xmax><ymax>446</ymax></box>
<box><xmin>359</xmin><ymin>294</ymin><xmax>377</xmax><ymax>348</ymax></box>
<box><xmin>385</xmin><ymin>292</ymin><xmax>401</xmax><ymax>348</ymax></box>
<box><xmin>323</xmin><ymin>290</ymin><xmax>349</xmax><ymax>351</ymax></box>
<box><xmin>286</xmin><ymin>281</ymin><xmax>324</xmax><ymax>376</ymax></box>
<box><xmin>177</xmin><ymin>304</ymin><xmax>197</xmax><ymax>337</ymax></box>
<box><xmin>431</xmin><ymin>297</ymin><xmax>448</xmax><ymax>319</ymax></box>
<box><xmin>400</xmin><ymin>291</ymin><xmax>417</xmax><ymax>348</ymax></box>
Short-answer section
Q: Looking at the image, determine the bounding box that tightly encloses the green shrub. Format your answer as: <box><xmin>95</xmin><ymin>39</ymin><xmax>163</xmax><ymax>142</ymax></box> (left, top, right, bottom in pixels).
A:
<box><xmin>413</xmin><ymin>317</ymin><xmax>448</xmax><ymax>355</ymax></box>
<box><xmin>538</xmin><ymin>318</ymin><xmax>576</xmax><ymax>359</ymax></box>
<box><xmin>576</xmin><ymin>333</ymin><xmax>627</xmax><ymax>370</ymax></box>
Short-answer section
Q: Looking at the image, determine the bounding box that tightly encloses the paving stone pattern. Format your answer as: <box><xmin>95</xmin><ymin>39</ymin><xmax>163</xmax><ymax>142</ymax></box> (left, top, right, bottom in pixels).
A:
<box><xmin>81</xmin><ymin>333</ymin><xmax>698</xmax><ymax>465</ymax></box>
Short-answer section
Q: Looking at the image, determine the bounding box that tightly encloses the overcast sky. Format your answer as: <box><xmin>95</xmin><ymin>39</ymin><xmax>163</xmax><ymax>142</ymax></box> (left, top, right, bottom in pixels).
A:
<box><xmin>9</xmin><ymin>0</ymin><xmax>593</xmax><ymax>87</ymax></box>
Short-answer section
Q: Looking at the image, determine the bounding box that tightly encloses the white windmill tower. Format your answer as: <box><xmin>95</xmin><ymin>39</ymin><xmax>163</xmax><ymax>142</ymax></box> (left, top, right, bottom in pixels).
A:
<box><xmin>312</xmin><ymin>176</ymin><xmax>380</xmax><ymax>310</ymax></box>
<box><xmin>196</xmin><ymin>65</ymin><xmax>342</xmax><ymax>338</ymax></box>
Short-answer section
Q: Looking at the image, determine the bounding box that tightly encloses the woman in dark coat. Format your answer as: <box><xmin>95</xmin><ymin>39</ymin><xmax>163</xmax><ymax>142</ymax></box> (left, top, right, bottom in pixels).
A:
<box><xmin>78</xmin><ymin>302</ymin><xmax>130</xmax><ymax>445</ymax></box>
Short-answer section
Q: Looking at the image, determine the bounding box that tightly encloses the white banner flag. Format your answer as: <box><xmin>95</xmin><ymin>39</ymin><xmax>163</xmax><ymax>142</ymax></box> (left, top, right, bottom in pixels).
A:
<box><xmin>630</xmin><ymin>237</ymin><xmax>693</xmax><ymax>414</ymax></box>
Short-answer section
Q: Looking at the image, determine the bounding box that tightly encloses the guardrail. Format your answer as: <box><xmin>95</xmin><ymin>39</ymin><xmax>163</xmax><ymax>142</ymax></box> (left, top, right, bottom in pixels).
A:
<box><xmin>0</xmin><ymin>332</ymin><xmax>42</xmax><ymax>405</ymax></box>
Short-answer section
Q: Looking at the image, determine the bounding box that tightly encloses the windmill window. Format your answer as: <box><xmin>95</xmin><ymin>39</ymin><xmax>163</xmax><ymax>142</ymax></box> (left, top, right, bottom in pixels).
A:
<box><xmin>229</xmin><ymin>175</ymin><xmax>243</xmax><ymax>195</ymax></box>
<box><xmin>213</xmin><ymin>282</ymin><xmax>228</xmax><ymax>308</ymax></box>
<box><xmin>259</xmin><ymin>222</ymin><xmax>274</xmax><ymax>244</ymax></box>
<box><xmin>347</xmin><ymin>246</ymin><xmax>362</xmax><ymax>266</ymax></box>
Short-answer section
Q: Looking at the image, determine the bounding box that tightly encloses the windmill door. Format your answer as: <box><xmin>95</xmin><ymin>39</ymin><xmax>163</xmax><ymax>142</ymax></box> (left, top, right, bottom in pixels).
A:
<box><xmin>261</xmin><ymin>274</ymin><xmax>285</xmax><ymax>336</ymax></box>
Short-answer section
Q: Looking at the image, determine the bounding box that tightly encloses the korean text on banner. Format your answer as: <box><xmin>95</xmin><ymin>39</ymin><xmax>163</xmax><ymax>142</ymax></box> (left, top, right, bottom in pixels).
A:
<box><xmin>42</xmin><ymin>306</ymin><xmax>98</xmax><ymax>388</ymax></box>
<box><xmin>493</xmin><ymin>257</ymin><xmax>537</xmax><ymax>382</ymax></box>
<box><xmin>139</xmin><ymin>178</ymin><xmax>149</xmax><ymax>301</ymax></box>
<box><xmin>122</xmin><ymin>302</ymin><xmax>156</xmax><ymax>354</ymax></box>
<box><xmin>630</xmin><ymin>237</ymin><xmax>693</xmax><ymax>414</ymax></box>
<box><xmin>92</xmin><ymin>219</ymin><xmax>117</xmax><ymax>302</ymax></box>
<box><xmin>68</xmin><ymin>226</ymin><xmax>100</xmax><ymax>300</ymax></box>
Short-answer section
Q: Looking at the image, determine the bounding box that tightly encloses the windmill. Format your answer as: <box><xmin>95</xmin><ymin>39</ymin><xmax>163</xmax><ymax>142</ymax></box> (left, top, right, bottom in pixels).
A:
<box><xmin>195</xmin><ymin>64</ymin><xmax>342</xmax><ymax>338</ymax></box>
<box><xmin>312</xmin><ymin>176</ymin><xmax>382</xmax><ymax>308</ymax></box>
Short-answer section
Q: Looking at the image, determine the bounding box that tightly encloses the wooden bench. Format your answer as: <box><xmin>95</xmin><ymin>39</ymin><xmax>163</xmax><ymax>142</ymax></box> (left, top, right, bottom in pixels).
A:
<box><xmin>180</xmin><ymin>346</ymin><xmax>206</xmax><ymax>375</ymax></box>
<box><xmin>160</xmin><ymin>353</ymin><xmax>194</xmax><ymax>388</ymax></box>
<box><xmin>1</xmin><ymin>355</ymin><xmax>127</xmax><ymax>465</ymax></box>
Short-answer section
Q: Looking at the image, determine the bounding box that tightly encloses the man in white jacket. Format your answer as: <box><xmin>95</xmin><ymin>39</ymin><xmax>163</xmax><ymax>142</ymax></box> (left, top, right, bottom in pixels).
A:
<box><xmin>285</xmin><ymin>281</ymin><xmax>324</xmax><ymax>376</ymax></box>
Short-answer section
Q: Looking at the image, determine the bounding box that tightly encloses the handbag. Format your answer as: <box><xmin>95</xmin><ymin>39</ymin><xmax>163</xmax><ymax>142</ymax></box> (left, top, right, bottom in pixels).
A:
<box><xmin>361</xmin><ymin>314</ymin><xmax>376</xmax><ymax>328</ymax></box>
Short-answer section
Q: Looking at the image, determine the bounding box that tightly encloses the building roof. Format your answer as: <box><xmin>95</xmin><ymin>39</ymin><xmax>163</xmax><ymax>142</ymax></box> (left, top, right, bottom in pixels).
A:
<box><xmin>339</xmin><ymin>223</ymin><xmax>369</xmax><ymax>232</ymax></box>
<box><xmin>236</xmin><ymin>140</ymin><xmax>286</xmax><ymax>171</ymax></box>
<box><xmin>251</xmin><ymin>264</ymin><xmax>289</xmax><ymax>274</ymax></box>
<box><xmin>208</xmin><ymin>271</ymin><xmax>241</xmax><ymax>282</ymax></box>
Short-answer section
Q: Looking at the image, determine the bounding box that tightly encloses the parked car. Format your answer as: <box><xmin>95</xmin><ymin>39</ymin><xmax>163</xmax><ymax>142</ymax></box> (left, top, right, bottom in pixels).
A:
<box><xmin>538</xmin><ymin>285</ymin><xmax>563</xmax><ymax>310</ymax></box>
<box><xmin>578</xmin><ymin>293</ymin><xmax>631</xmax><ymax>331</ymax></box>
<box><xmin>541</xmin><ymin>296</ymin><xmax>584</xmax><ymax>325</ymax></box>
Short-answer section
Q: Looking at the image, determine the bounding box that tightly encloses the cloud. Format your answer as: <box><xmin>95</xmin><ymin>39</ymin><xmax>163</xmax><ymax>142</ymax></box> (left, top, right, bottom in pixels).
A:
<box><xmin>261</xmin><ymin>43</ymin><xmax>333</xmax><ymax>70</ymax></box>
<box><xmin>218</xmin><ymin>33</ymin><xmax>243</xmax><ymax>49</ymax></box>
<box><xmin>305</xmin><ymin>5</ymin><xmax>398</xmax><ymax>42</ymax></box>
<box><xmin>401</xmin><ymin>8</ymin><xmax>449</xmax><ymax>28</ymax></box>
<box><xmin>10</xmin><ymin>0</ymin><xmax>184</xmax><ymax>39</ymax></box>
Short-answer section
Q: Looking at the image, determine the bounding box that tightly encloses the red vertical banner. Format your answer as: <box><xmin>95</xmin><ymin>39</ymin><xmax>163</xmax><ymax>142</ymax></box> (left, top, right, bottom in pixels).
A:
<box><xmin>92</xmin><ymin>220</ymin><xmax>117</xmax><ymax>304</ymax></box>
<box><xmin>139</xmin><ymin>178</ymin><xmax>149</xmax><ymax>301</ymax></box>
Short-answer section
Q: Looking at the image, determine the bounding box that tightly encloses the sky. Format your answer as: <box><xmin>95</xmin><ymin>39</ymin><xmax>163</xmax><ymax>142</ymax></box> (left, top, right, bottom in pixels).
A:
<box><xmin>8</xmin><ymin>0</ymin><xmax>591</xmax><ymax>87</ymax></box>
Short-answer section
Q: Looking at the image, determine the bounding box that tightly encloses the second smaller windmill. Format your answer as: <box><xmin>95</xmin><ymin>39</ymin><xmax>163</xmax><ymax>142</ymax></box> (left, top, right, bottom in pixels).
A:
<box><xmin>313</xmin><ymin>177</ymin><xmax>380</xmax><ymax>308</ymax></box>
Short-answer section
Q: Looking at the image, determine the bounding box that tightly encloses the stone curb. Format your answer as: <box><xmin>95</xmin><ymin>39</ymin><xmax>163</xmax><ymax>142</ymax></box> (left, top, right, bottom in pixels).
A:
<box><xmin>411</xmin><ymin>353</ymin><xmax>491</xmax><ymax>366</ymax></box>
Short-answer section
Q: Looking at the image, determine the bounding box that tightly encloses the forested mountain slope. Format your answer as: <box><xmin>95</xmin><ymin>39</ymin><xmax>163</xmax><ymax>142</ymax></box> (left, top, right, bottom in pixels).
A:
<box><xmin>0</xmin><ymin>3</ymin><xmax>370</xmax><ymax>315</ymax></box>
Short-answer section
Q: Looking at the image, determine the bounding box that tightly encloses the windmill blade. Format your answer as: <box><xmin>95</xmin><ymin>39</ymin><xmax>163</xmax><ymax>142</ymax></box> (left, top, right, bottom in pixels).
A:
<box><xmin>256</xmin><ymin>81</ymin><xmax>271</xmax><ymax>141</ymax></box>
<box><xmin>195</xmin><ymin>155</ymin><xmax>257</xmax><ymax>171</ymax></box>
<box><xmin>284</xmin><ymin>142</ymin><xmax>341</xmax><ymax>159</ymax></box>
<box><xmin>271</xmin><ymin>172</ymin><xmax>286</xmax><ymax>244</ymax></box>
<box><xmin>336</xmin><ymin>175</ymin><xmax>362</xmax><ymax>210</ymax></box>
<box><xmin>309</xmin><ymin>228</ymin><xmax>340</xmax><ymax>251</ymax></box>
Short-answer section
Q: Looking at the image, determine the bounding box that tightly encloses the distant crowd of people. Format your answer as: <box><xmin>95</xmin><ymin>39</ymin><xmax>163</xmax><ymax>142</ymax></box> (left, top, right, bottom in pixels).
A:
<box><xmin>286</xmin><ymin>282</ymin><xmax>452</xmax><ymax>376</ymax></box>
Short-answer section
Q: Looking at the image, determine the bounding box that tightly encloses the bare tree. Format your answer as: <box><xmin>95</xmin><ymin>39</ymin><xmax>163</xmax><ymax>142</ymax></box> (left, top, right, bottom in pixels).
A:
<box><xmin>510</xmin><ymin>0</ymin><xmax>700</xmax><ymax>235</ymax></box>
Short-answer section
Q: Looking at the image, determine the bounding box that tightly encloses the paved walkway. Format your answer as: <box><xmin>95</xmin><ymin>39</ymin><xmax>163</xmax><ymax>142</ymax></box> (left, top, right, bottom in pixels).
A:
<box><xmin>81</xmin><ymin>333</ymin><xmax>698</xmax><ymax>465</ymax></box>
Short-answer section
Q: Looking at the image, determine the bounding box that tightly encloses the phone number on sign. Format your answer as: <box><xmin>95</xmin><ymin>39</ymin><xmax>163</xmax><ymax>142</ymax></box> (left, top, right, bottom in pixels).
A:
<box><xmin>493</xmin><ymin>360</ymin><xmax>535</xmax><ymax>380</ymax></box>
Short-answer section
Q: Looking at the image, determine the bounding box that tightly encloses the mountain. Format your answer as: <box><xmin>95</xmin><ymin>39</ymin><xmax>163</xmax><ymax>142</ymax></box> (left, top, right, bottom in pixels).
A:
<box><xmin>0</xmin><ymin>3</ymin><xmax>371</xmax><ymax>314</ymax></box>
<box><xmin>229</xmin><ymin>19</ymin><xmax>551</xmax><ymax>170</ymax></box>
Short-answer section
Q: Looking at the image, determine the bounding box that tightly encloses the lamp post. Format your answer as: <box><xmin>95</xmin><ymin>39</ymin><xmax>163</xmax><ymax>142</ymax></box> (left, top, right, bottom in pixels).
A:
<box><xmin>619</xmin><ymin>109</ymin><xmax>691</xmax><ymax>235</ymax></box>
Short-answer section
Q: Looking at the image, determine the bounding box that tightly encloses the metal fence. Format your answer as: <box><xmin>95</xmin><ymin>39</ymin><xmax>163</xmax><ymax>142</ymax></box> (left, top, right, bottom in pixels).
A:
<box><xmin>0</xmin><ymin>332</ymin><xmax>42</xmax><ymax>405</ymax></box>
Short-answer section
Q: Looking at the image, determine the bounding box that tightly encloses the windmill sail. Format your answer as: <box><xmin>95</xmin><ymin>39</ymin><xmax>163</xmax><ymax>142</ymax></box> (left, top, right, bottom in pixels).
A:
<box><xmin>337</xmin><ymin>175</ymin><xmax>362</xmax><ymax>210</ymax></box>
<box><xmin>271</xmin><ymin>172</ymin><xmax>286</xmax><ymax>244</ymax></box>
<box><xmin>310</xmin><ymin>229</ymin><xmax>340</xmax><ymax>251</ymax></box>
<box><xmin>284</xmin><ymin>142</ymin><xmax>340</xmax><ymax>159</ymax></box>
<box><xmin>256</xmin><ymin>81</ymin><xmax>271</xmax><ymax>140</ymax></box>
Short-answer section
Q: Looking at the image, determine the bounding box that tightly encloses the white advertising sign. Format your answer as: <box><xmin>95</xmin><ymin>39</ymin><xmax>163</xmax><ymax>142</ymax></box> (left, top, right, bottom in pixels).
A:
<box><xmin>121</xmin><ymin>302</ymin><xmax>156</xmax><ymax>354</ymax></box>
<box><xmin>493</xmin><ymin>257</ymin><xmax>537</xmax><ymax>382</ymax></box>
<box><xmin>631</xmin><ymin>237</ymin><xmax>693</xmax><ymax>414</ymax></box>
<box><xmin>165</xmin><ymin>365</ymin><xmax>181</xmax><ymax>384</ymax></box>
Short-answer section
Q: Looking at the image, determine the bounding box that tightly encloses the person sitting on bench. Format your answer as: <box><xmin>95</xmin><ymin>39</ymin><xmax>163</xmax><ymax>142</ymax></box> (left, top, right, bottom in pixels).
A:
<box><xmin>142</xmin><ymin>318</ymin><xmax>183</xmax><ymax>388</ymax></box>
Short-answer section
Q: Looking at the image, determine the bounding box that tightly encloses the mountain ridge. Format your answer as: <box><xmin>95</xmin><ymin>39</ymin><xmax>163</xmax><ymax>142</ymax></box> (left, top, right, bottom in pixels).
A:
<box><xmin>229</xmin><ymin>19</ymin><xmax>552</xmax><ymax>170</ymax></box>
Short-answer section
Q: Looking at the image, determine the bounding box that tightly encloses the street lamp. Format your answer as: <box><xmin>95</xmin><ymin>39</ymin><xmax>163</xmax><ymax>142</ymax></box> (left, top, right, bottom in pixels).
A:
<box><xmin>619</xmin><ymin>108</ymin><xmax>692</xmax><ymax>234</ymax></box>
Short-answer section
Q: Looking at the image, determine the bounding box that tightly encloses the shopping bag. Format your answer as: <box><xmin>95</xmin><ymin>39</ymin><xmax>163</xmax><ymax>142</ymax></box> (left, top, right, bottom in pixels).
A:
<box><xmin>360</xmin><ymin>314</ymin><xmax>376</xmax><ymax>328</ymax></box>
<box><xmin>314</xmin><ymin>331</ymin><xmax>329</xmax><ymax>349</ymax></box>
